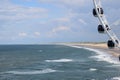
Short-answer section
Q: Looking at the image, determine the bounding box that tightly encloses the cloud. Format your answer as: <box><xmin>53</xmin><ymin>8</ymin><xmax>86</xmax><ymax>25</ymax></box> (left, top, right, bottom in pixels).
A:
<box><xmin>34</xmin><ymin>32</ymin><xmax>41</xmax><ymax>36</ymax></box>
<box><xmin>0</xmin><ymin>0</ymin><xmax>120</xmax><ymax>44</ymax></box>
<box><xmin>0</xmin><ymin>7</ymin><xmax>47</xmax><ymax>21</ymax></box>
<box><xmin>18</xmin><ymin>32</ymin><xmax>27</xmax><ymax>37</ymax></box>
<box><xmin>18</xmin><ymin>32</ymin><xmax>41</xmax><ymax>38</ymax></box>
<box><xmin>37</xmin><ymin>0</ymin><xmax>87</xmax><ymax>7</ymax></box>
<box><xmin>111</xmin><ymin>19</ymin><xmax>120</xmax><ymax>26</ymax></box>
<box><xmin>0</xmin><ymin>0</ymin><xmax>48</xmax><ymax>24</ymax></box>
<box><xmin>55</xmin><ymin>18</ymin><xmax>70</xmax><ymax>22</ymax></box>
<box><xmin>78</xmin><ymin>19</ymin><xmax>87</xmax><ymax>25</ymax></box>
<box><xmin>47</xmin><ymin>26</ymin><xmax>71</xmax><ymax>37</ymax></box>
<box><xmin>52</xmin><ymin>26</ymin><xmax>70</xmax><ymax>33</ymax></box>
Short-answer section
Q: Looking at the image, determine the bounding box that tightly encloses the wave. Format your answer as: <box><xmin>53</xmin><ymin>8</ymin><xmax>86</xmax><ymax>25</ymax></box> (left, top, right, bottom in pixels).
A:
<box><xmin>105</xmin><ymin>76</ymin><xmax>120</xmax><ymax>80</ymax></box>
<box><xmin>89</xmin><ymin>68</ymin><xmax>97</xmax><ymax>71</ymax></box>
<box><xmin>66</xmin><ymin>45</ymin><xmax>120</xmax><ymax>64</ymax></box>
<box><xmin>45</xmin><ymin>59</ymin><xmax>73</xmax><ymax>63</ymax></box>
<box><xmin>38</xmin><ymin>50</ymin><xmax>43</xmax><ymax>52</ymax></box>
<box><xmin>4</xmin><ymin>68</ymin><xmax>56</xmax><ymax>75</ymax></box>
<box><xmin>113</xmin><ymin>77</ymin><xmax>120</xmax><ymax>80</ymax></box>
<box><xmin>65</xmin><ymin>45</ymin><xmax>83</xmax><ymax>49</ymax></box>
<box><xmin>88</xmin><ymin>48</ymin><xmax>120</xmax><ymax>64</ymax></box>
<box><xmin>84</xmin><ymin>47</ymin><xmax>119</xmax><ymax>64</ymax></box>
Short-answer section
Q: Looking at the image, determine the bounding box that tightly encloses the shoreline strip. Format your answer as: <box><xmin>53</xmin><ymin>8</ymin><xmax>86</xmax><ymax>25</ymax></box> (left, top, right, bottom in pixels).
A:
<box><xmin>63</xmin><ymin>43</ymin><xmax>120</xmax><ymax>64</ymax></box>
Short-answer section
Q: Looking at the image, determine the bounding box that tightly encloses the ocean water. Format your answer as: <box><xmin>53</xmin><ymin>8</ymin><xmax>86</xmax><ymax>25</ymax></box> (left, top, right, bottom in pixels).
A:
<box><xmin>0</xmin><ymin>45</ymin><xmax>120</xmax><ymax>80</ymax></box>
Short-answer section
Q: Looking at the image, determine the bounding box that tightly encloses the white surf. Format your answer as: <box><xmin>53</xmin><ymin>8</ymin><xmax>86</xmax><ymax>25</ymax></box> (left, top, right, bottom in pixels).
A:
<box><xmin>67</xmin><ymin>45</ymin><xmax>120</xmax><ymax>64</ymax></box>
<box><xmin>45</xmin><ymin>59</ymin><xmax>73</xmax><ymax>63</ymax></box>
<box><xmin>5</xmin><ymin>68</ymin><xmax>56</xmax><ymax>75</ymax></box>
<box><xmin>89</xmin><ymin>68</ymin><xmax>97</xmax><ymax>71</ymax></box>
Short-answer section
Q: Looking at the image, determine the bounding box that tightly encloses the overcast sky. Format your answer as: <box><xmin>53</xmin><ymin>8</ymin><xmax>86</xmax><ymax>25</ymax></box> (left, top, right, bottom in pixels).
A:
<box><xmin>0</xmin><ymin>0</ymin><xmax>120</xmax><ymax>44</ymax></box>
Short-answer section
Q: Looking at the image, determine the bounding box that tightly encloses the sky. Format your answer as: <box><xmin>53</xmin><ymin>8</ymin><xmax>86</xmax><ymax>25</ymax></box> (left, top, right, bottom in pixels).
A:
<box><xmin>0</xmin><ymin>0</ymin><xmax>120</xmax><ymax>44</ymax></box>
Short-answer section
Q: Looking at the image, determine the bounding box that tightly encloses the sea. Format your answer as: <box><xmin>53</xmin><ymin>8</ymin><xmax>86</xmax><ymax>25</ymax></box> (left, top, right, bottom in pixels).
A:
<box><xmin>0</xmin><ymin>44</ymin><xmax>120</xmax><ymax>80</ymax></box>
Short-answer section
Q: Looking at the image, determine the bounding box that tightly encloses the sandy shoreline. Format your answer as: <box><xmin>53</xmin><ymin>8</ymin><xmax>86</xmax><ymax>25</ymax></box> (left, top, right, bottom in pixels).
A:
<box><xmin>63</xmin><ymin>43</ymin><xmax>120</xmax><ymax>60</ymax></box>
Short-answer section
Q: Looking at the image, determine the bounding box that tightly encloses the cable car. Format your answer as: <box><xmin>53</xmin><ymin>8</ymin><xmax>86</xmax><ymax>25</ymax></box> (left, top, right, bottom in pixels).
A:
<box><xmin>98</xmin><ymin>25</ymin><xmax>105</xmax><ymax>33</ymax></box>
<box><xmin>93</xmin><ymin>8</ymin><xmax>104</xmax><ymax>17</ymax></box>
<box><xmin>98</xmin><ymin>24</ymin><xmax>109</xmax><ymax>33</ymax></box>
<box><xmin>107</xmin><ymin>40</ymin><xmax>115</xmax><ymax>49</ymax></box>
<box><xmin>115</xmin><ymin>39</ymin><xmax>119</xmax><ymax>44</ymax></box>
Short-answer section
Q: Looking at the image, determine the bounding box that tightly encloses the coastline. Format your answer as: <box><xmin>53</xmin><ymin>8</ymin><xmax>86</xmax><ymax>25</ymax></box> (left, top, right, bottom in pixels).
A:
<box><xmin>62</xmin><ymin>42</ymin><xmax>120</xmax><ymax>61</ymax></box>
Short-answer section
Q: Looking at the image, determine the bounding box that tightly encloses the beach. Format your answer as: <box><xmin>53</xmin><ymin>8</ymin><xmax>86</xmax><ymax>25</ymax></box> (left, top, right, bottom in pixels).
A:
<box><xmin>64</xmin><ymin>42</ymin><xmax>120</xmax><ymax>60</ymax></box>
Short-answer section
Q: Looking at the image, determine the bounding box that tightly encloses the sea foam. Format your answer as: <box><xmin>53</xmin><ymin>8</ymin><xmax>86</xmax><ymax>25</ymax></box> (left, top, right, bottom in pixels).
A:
<box><xmin>106</xmin><ymin>77</ymin><xmax>120</xmax><ymax>80</ymax></box>
<box><xmin>45</xmin><ymin>59</ymin><xmax>73</xmax><ymax>63</ymax></box>
<box><xmin>86</xmin><ymin>47</ymin><xmax>120</xmax><ymax>64</ymax></box>
<box><xmin>111</xmin><ymin>77</ymin><xmax>120</xmax><ymax>80</ymax></box>
<box><xmin>89</xmin><ymin>68</ymin><xmax>97</xmax><ymax>71</ymax></box>
<box><xmin>5</xmin><ymin>68</ymin><xmax>56</xmax><ymax>75</ymax></box>
<box><xmin>66</xmin><ymin>45</ymin><xmax>120</xmax><ymax>64</ymax></box>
